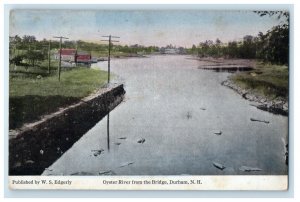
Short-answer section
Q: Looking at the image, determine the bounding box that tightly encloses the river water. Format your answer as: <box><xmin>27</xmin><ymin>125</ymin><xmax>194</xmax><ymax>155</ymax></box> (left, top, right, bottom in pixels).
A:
<box><xmin>43</xmin><ymin>55</ymin><xmax>288</xmax><ymax>175</ymax></box>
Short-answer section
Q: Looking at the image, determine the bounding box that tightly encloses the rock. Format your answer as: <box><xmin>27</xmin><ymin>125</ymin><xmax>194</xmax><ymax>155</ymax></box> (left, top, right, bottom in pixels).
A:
<box><xmin>283</xmin><ymin>103</ymin><xmax>288</xmax><ymax>111</ymax></box>
<box><xmin>14</xmin><ymin>162</ymin><xmax>22</xmax><ymax>168</ymax></box>
<box><xmin>99</xmin><ymin>170</ymin><xmax>116</xmax><ymax>175</ymax></box>
<box><xmin>120</xmin><ymin>162</ymin><xmax>134</xmax><ymax>168</ymax></box>
<box><xmin>250</xmin><ymin>118</ymin><xmax>269</xmax><ymax>124</ymax></box>
<box><xmin>137</xmin><ymin>138</ymin><xmax>146</xmax><ymax>144</ymax></box>
<box><xmin>239</xmin><ymin>166</ymin><xmax>262</xmax><ymax>172</ymax></box>
<box><xmin>92</xmin><ymin>149</ymin><xmax>104</xmax><ymax>157</ymax></box>
<box><xmin>213</xmin><ymin>131</ymin><xmax>222</xmax><ymax>135</ymax></box>
<box><xmin>25</xmin><ymin>160</ymin><xmax>35</xmax><ymax>164</ymax></box>
<box><xmin>71</xmin><ymin>171</ymin><xmax>95</xmax><ymax>176</ymax></box>
<box><xmin>213</xmin><ymin>162</ymin><xmax>226</xmax><ymax>170</ymax></box>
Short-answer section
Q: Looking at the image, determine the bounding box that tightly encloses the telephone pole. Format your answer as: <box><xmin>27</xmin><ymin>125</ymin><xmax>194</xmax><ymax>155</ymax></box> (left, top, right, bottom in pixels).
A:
<box><xmin>53</xmin><ymin>36</ymin><xmax>69</xmax><ymax>81</ymax></box>
<box><xmin>101</xmin><ymin>35</ymin><xmax>120</xmax><ymax>83</ymax></box>
<box><xmin>48</xmin><ymin>40</ymin><xmax>51</xmax><ymax>74</ymax></box>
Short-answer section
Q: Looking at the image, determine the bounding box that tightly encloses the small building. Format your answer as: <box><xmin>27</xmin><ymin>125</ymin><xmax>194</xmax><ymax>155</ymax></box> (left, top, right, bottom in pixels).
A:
<box><xmin>76</xmin><ymin>51</ymin><xmax>91</xmax><ymax>64</ymax></box>
<box><xmin>54</xmin><ymin>49</ymin><xmax>77</xmax><ymax>62</ymax></box>
<box><xmin>54</xmin><ymin>49</ymin><xmax>92</xmax><ymax>65</ymax></box>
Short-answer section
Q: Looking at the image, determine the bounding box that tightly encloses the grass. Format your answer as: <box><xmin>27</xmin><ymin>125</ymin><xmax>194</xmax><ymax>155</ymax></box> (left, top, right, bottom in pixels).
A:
<box><xmin>9</xmin><ymin>60</ymin><xmax>60</xmax><ymax>78</ymax></box>
<box><xmin>9</xmin><ymin>67</ymin><xmax>108</xmax><ymax>129</ymax></box>
<box><xmin>231</xmin><ymin>63</ymin><xmax>289</xmax><ymax>99</ymax></box>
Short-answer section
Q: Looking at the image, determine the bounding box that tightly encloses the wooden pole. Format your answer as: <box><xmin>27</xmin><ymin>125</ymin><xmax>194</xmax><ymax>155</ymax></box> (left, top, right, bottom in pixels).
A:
<box><xmin>53</xmin><ymin>36</ymin><xmax>68</xmax><ymax>81</ymax></box>
<box><xmin>101</xmin><ymin>35</ymin><xmax>119</xmax><ymax>84</ymax></box>
<box><xmin>58</xmin><ymin>37</ymin><xmax>62</xmax><ymax>81</ymax></box>
<box><xmin>48</xmin><ymin>40</ymin><xmax>51</xmax><ymax>74</ymax></box>
<box><xmin>108</xmin><ymin>35</ymin><xmax>111</xmax><ymax>83</ymax></box>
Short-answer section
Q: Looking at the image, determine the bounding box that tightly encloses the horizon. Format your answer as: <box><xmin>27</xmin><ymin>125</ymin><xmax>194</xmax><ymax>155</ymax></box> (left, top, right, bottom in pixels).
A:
<box><xmin>10</xmin><ymin>10</ymin><xmax>286</xmax><ymax>47</ymax></box>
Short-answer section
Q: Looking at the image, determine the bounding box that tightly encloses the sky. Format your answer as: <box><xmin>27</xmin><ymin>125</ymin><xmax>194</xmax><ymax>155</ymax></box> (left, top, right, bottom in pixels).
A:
<box><xmin>9</xmin><ymin>9</ymin><xmax>285</xmax><ymax>47</ymax></box>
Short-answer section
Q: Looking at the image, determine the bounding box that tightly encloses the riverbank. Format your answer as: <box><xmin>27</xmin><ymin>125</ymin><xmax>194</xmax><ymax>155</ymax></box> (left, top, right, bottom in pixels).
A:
<box><xmin>195</xmin><ymin>57</ymin><xmax>288</xmax><ymax>116</ymax></box>
<box><xmin>197</xmin><ymin>57</ymin><xmax>256</xmax><ymax>71</ymax></box>
<box><xmin>9</xmin><ymin>84</ymin><xmax>125</xmax><ymax>175</ymax></box>
<box><xmin>10</xmin><ymin>67</ymin><xmax>109</xmax><ymax>129</ymax></box>
<box><xmin>222</xmin><ymin>63</ymin><xmax>288</xmax><ymax>116</ymax></box>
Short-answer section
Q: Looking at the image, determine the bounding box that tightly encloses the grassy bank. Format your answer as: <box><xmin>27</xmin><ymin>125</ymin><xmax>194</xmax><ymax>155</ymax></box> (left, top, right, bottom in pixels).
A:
<box><xmin>230</xmin><ymin>63</ymin><xmax>288</xmax><ymax>99</ymax></box>
<box><xmin>10</xmin><ymin>67</ymin><xmax>108</xmax><ymax>129</ymax></box>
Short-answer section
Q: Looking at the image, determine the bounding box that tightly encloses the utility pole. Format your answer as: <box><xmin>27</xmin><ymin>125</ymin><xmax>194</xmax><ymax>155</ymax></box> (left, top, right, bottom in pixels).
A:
<box><xmin>101</xmin><ymin>35</ymin><xmax>120</xmax><ymax>83</ymax></box>
<box><xmin>75</xmin><ymin>41</ymin><xmax>78</xmax><ymax>67</ymax></box>
<box><xmin>48</xmin><ymin>40</ymin><xmax>51</xmax><ymax>74</ymax></box>
<box><xmin>53</xmin><ymin>36</ymin><xmax>69</xmax><ymax>81</ymax></box>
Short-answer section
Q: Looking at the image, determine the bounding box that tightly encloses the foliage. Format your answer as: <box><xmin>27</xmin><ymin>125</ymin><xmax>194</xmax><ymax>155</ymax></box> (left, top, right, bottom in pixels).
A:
<box><xmin>23</xmin><ymin>50</ymin><xmax>45</xmax><ymax>67</ymax></box>
<box><xmin>9</xmin><ymin>55</ymin><xmax>24</xmax><ymax>66</ymax></box>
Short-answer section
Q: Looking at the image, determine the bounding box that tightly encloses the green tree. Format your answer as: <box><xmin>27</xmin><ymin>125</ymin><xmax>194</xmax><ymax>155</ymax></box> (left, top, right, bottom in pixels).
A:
<box><xmin>23</xmin><ymin>50</ymin><xmax>45</xmax><ymax>67</ymax></box>
<box><xmin>254</xmin><ymin>11</ymin><xmax>289</xmax><ymax>64</ymax></box>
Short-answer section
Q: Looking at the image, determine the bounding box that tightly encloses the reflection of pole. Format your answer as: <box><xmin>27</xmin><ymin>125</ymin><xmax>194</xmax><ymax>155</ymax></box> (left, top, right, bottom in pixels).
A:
<box><xmin>101</xmin><ymin>35</ymin><xmax>120</xmax><ymax>84</ymax></box>
<box><xmin>108</xmin><ymin>35</ymin><xmax>111</xmax><ymax>83</ymax></box>
<box><xmin>107</xmin><ymin>113</ymin><xmax>110</xmax><ymax>151</ymax></box>
<box><xmin>53</xmin><ymin>36</ymin><xmax>69</xmax><ymax>81</ymax></box>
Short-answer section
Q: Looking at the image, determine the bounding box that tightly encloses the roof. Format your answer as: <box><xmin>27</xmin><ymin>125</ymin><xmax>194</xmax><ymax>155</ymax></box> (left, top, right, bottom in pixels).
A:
<box><xmin>77</xmin><ymin>51</ymin><xmax>90</xmax><ymax>56</ymax></box>
<box><xmin>59</xmin><ymin>49</ymin><xmax>76</xmax><ymax>55</ymax></box>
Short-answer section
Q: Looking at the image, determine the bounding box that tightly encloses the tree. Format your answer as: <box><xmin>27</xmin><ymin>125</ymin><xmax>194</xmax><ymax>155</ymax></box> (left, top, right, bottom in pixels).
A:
<box><xmin>22</xmin><ymin>35</ymin><xmax>36</xmax><ymax>43</ymax></box>
<box><xmin>239</xmin><ymin>35</ymin><xmax>256</xmax><ymax>59</ymax></box>
<box><xmin>23</xmin><ymin>50</ymin><xmax>45</xmax><ymax>67</ymax></box>
<box><xmin>254</xmin><ymin>11</ymin><xmax>289</xmax><ymax>64</ymax></box>
<box><xmin>227</xmin><ymin>41</ymin><xmax>239</xmax><ymax>58</ymax></box>
<box><xmin>10</xmin><ymin>55</ymin><xmax>24</xmax><ymax>66</ymax></box>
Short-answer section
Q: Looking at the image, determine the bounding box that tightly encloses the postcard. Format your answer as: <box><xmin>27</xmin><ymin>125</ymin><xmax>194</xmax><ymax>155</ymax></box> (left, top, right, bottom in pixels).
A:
<box><xmin>8</xmin><ymin>6</ymin><xmax>289</xmax><ymax>190</ymax></box>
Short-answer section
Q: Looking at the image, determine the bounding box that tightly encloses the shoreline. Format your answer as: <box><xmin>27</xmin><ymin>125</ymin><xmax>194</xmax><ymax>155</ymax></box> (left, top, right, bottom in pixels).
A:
<box><xmin>221</xmin><ymin>79</ymin><xmax>288</xmax><ymax>116</ymax></box>
<box><xmin>9</xmin><ymin>84</ymin><xmax>125</xmax><ymax>175</ymax></box>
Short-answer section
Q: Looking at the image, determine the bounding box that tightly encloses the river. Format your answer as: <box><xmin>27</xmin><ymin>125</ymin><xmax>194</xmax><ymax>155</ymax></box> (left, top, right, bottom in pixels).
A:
<box><xmin>42</xmin><ymin>55</ymin><xmax>288</xmax><ymax>175</ymax></box>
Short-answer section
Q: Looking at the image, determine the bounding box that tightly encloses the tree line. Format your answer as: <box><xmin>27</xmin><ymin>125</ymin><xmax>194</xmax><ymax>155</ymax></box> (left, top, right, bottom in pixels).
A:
<box><xmin>188</xmin><ymin>11</ymin><xmax>289</xmax><ymax>65</ymax></box>
<box><xmin>9</xmin><ymin>11</ymin><xmax>289</xmax><ymax>66</ymax></box>
<box><xmin>9</xmin><ymin>35</ymin><xmax>161</xmax><ymax>66</ymax></box>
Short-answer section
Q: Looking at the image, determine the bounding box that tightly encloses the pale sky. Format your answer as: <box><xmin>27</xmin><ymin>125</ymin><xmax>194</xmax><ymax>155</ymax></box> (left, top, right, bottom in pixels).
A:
<box><xmin>9</xmin><ymin>10</ymin><xmax>285</xmax><ymax>47</ymax></box>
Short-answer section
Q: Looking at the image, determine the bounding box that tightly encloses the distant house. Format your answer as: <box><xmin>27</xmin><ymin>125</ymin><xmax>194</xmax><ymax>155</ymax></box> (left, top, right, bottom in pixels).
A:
<box><xmin>54</xmin><ymin>49</ymin><xmax>92</xmax><ymax>64</ymax></box>
<box><xmin>164</xmin><ymin>48</ymin><xmax>180</xmax><ymax>54</ymax></box>
<box><xmin>76</xmin><ymin>51</ymin><xmax>92</xmax><ymax>64</ymax></box>
<box><xmin>54</xmin><ymin>49</ymin><xmax>77</xmax><ymax>62</ymax></box>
